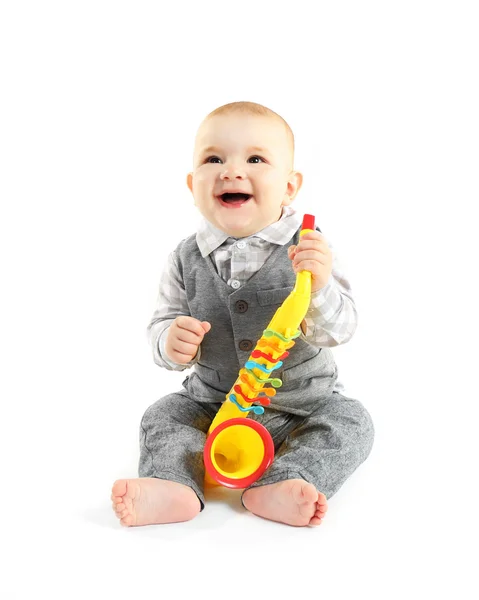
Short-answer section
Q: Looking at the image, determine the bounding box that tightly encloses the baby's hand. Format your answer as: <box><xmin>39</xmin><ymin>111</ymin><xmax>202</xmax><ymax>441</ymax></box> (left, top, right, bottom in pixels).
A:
<box><xmin>165</xmin><ymin>316</ymin><xmax>211</xmax><ymax>365</ymax></box>
<box><xmin>288</xmin><ymin>231</ymin><xmax>333</xmax><ymax>293</ymax></box>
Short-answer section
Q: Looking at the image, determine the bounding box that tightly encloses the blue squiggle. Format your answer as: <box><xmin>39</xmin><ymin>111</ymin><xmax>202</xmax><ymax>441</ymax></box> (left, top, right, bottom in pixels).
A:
<box><xmin>245</xmin><ymin>360</ymin><xmax>283</xmax><ymax>374</ymax></box>
<box><xmin>228</xmin><ymin>394</ymin><xmax>264</xmax><ymax>415</ymax></box>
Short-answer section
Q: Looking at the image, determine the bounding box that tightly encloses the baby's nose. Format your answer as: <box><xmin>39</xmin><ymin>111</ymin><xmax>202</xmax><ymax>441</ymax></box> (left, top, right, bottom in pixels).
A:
<box><xmin>220</xmin><ymin>164</ymin><xmax>246</xmax><ymax>180</ymax></box>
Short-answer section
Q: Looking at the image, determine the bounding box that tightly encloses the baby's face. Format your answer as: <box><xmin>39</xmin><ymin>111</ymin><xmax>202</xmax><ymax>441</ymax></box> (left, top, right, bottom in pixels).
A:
<box><xmin>187</xmin><ymin>113</ymin><xmax>301</xmax><ymax>237</ymax></box>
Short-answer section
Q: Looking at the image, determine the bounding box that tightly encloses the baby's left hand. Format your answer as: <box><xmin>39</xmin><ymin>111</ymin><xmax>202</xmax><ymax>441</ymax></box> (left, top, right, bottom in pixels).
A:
<box><xmin>288</xmin><ymin>231</ymin><xmax>332</xmax><ymax>293</ymax></box>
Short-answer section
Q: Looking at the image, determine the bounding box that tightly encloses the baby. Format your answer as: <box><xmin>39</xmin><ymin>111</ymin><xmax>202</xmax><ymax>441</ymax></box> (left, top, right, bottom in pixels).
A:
<box><xmin>111</xmin><ymin>101</ymin><xmax>374</xmax><ymax>527</ymax></box>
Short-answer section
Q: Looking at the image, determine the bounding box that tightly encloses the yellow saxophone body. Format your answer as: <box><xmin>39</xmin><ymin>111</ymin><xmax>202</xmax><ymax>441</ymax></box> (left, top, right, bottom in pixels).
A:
<box><xmin>203</xmin><ymin>214</ymin><xmax>315</xmax><ymax>488</ymax></box>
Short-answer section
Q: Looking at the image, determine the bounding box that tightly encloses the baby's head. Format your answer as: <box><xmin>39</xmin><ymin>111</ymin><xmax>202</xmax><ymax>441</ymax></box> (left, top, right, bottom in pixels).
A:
<box><xmin>187</xmin><ymin>101</ymin><xmax>303</xmax><ymax>238</ymax></box>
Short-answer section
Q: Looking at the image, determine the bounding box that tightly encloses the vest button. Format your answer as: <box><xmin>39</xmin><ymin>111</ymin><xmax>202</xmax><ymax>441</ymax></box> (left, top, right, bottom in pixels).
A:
<box><xmin>235</xmin><ymin>300</ymin><xmax>248</xmax><ymax>313</ymax></box>
<box><xmin>239</xmin><ymin>339</ymin><xmax>253</xmax><ymax>352</ymax></box>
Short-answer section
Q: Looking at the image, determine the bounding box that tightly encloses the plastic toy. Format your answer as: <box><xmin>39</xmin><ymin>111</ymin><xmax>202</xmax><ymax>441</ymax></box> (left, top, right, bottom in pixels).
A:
<box><xmin>203</xmin><ymin>214</ymin><xmax>316</xmax><ymax>488</ymax></box>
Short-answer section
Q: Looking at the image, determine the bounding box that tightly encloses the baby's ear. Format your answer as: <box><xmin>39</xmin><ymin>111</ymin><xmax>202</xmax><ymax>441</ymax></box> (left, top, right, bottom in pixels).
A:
<box><xmin>282</xmin><ymin>171</ymin><xmax>303</xmax><ymax>205</ymax></box>
<box><xmin>186</xmin><ymin>172</ymin><xmax>193</xmax><ymax>193</ymax></box>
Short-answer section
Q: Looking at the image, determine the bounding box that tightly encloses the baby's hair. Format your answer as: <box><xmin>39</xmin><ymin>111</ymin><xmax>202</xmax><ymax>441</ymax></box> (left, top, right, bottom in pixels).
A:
<box><xmin>205</xmin><ymin>101</ymin><xmax>295</xmax><ymax>157</ymax></box>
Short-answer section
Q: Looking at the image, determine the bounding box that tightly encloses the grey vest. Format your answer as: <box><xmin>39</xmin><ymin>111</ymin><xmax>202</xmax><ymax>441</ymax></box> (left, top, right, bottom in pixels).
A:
<box><xmin>177</xmin><ymin>226</ymin><xmax>338</xmax><ymax>416</ymax></box>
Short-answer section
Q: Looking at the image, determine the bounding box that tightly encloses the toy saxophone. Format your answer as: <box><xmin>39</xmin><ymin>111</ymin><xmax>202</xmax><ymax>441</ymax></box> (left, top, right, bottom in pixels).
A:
<box><xmin>203</xmin><ymin>214</ymin><xmax>316</xmax><ymax>488</ymax></box>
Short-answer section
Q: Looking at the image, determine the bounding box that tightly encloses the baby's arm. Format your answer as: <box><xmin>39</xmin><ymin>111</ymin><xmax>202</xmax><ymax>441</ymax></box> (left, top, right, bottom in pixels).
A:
<box><xmin>288</xmin><ymin>232</ymin><xmax>357</xmax><ymax>347</ymax></box>
<box><xmin>147</xmin><ymin>251</ymin><xmax>210</xmax><ymax>370</ymax></box>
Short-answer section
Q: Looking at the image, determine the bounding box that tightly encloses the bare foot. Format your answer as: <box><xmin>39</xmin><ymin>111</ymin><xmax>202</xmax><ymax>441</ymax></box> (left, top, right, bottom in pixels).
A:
<box><xmin>111</xmin><ymin>478</ymin><xmax>201</xmax><ymax>527</ymax></box>
<box><xmin>242</xmin><ymin>479</ymin><xmax>327</xmax><ymax>527</ymax></box>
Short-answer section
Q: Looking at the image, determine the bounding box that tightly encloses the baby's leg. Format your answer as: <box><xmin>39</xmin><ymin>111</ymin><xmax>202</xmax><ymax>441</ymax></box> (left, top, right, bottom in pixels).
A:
<box><xmin>111</xmin><ymin>392</ymin><xmax>219</xmax><ymax>527</ymax></box>
<box><xmin>242</xmin><ymin>393</ymin><xmax>374</xmax><ymax>527</ymax></box>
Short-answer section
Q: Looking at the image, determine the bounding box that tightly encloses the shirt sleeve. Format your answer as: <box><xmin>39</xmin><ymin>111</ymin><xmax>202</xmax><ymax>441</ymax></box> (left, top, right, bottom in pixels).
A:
<box><xmin>300</xmin><ymin>239</ymin><xmax>358</xmax><ymax>347</ymax></box>
<box><xmin>146</xmin><ymin>250</ymin><xmax>201</xmax><ymax>371</ymax></box>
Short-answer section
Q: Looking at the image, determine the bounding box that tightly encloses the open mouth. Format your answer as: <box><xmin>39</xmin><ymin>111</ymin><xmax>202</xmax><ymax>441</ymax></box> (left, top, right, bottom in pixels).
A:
<box><xmin>218</xmin><ymin>192</ymin><xmax>252</xmax><ymax>206</ymax></box>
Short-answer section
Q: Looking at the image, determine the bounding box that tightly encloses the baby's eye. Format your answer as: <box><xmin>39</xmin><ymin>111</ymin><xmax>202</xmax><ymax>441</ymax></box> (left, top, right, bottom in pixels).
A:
<box><xmin>205</xmin><ymin>156</ymin><xmax>223</xmax><ymax>164</ymax></box>
<box><xmin>248</xmin><ymin>156</ymin><xmax>264</xmax><ymax>164</ymax></box>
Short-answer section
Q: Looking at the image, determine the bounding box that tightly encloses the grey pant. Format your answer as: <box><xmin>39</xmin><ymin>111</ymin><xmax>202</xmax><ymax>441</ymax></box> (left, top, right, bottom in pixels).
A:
<box><xmin>139</xmin><ymin>389</ymin><xmax>374</xmax><ymax>510</ymax></box>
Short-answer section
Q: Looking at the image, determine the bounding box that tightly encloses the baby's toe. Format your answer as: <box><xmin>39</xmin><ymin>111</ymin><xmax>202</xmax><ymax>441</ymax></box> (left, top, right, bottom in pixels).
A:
<box><xmin>121</xmin><ymin>514</ymin><xmax>134</xmax><ymax>527</ymax></box>
<box><xmin>112</xmin><ymin>480</ymin><xmax>128</xmax><ymax>498</ymax></box>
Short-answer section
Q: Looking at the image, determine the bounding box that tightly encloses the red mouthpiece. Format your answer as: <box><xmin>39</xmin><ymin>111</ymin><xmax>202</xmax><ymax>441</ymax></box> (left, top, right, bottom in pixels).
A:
<box><xmin>302</xmin><ymin>214</ymin><xmax>315</xmax><ymax>231</ymax></box>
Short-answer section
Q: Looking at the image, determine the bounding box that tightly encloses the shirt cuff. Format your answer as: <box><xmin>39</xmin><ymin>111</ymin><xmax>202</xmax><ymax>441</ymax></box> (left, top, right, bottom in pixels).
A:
<box><xmin>302</xmin><ymin>277</ymin><xmax>342</xmax><ymax>336</ymax></box>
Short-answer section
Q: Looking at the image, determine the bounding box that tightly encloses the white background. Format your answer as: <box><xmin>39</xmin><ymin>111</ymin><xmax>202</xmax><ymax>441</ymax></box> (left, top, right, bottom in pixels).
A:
<box><xmin>1</xmin><ymin>1</ymin><xmax>478</xmax><ymax>598</ymax></box>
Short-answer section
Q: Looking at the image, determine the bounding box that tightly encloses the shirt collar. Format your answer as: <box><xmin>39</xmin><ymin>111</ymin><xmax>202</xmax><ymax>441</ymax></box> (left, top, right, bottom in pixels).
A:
<box><xmin>196</xmin><ymin>206</ymin><xmax>301</xmax><ymax>258</ymax></box>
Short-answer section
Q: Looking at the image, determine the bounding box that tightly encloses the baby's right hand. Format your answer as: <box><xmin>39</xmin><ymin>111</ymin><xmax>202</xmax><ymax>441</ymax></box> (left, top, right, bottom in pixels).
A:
<box><xmin>165</xmin><ymin>316</ymin><xmax>211</xmax><ymax>365</ymax></box>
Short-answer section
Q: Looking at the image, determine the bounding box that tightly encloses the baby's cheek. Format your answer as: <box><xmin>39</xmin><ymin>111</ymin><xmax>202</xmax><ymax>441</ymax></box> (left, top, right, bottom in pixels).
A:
<box><xmin>195</xmin><ymin>172</ymin><xmax>208</xmax><ymax>183</ymax></box>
